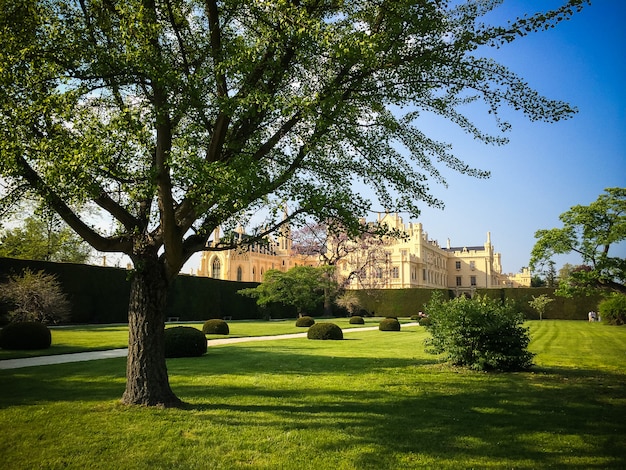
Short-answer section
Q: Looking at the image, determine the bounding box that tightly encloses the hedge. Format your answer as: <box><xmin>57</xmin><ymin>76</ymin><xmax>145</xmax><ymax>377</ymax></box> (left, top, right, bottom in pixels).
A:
<box><xmin>0</xmin><ymin>258</ymin><xmax>606</xmax><ymax>323</ymax></box>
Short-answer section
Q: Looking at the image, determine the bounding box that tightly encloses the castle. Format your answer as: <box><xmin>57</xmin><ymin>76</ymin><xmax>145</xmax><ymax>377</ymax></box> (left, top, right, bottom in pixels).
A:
<box><xmin>197</xmin><ymin>213</ymin><xmax>530</xmax><ymax>293</ymax></box>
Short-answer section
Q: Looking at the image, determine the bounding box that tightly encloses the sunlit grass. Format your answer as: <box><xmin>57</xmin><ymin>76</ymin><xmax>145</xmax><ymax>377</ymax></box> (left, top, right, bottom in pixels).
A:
<box><xmin>0</xmin><ymin>317</ymin><xmax>409</xmax><ymax>359</ymax></box>
<box><xmin>1</xmin><ymin>322</ymin><xmax>625</xmax><ymax>469</ymax></box>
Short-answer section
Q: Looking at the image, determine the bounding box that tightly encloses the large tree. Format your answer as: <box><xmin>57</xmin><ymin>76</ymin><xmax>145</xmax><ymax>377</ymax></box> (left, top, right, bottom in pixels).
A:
<box><xmin>0</xmin><ymin>0</ymin><xmax>584</xmax><ymax>406</ymax></box>
<box><xmin>530</xmin><ymin>188</ymin><xmax>626</xmax><ymax>295</ymax></box>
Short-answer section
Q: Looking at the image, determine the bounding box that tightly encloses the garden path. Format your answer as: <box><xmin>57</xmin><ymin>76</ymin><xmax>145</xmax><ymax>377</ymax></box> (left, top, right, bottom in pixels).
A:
<box><xmin>0</xmin><ymin>323</ymin><xmax>418</xmax><ymax>370</ymax></box>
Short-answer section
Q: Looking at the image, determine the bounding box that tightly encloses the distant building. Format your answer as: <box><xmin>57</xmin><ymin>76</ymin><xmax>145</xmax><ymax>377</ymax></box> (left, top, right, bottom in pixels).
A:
<box><xmin>197</xmin><ymin>212</ymin><xmax>530</xmax><ymax>293</ymax></box>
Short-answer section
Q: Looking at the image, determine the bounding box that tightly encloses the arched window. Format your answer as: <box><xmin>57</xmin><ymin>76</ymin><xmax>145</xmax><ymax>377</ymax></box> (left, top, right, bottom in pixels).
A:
<box><xmin>252</xmin><ymin>267</ymin><xmax>256</xmax><ymax>282</ymax></box>
<box><xmin>211</xmin><ymin>258</ymin><xmax>221</xmax><ymax>279</ymax></box>
<box><xmin>237</xmin><ymin>266</ymin><xmax>243</xmax><ymax>282</ymax></box>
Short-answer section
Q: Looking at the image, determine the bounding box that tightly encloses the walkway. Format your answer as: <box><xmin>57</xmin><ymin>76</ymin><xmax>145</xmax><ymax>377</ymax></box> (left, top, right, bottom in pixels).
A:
<box><xmin>0</xmin><ymin>323</ymin><xmax>418</xmax><ymax>370</ymax></box>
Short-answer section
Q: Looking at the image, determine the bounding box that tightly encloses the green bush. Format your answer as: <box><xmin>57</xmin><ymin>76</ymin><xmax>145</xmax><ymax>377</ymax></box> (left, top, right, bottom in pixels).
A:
<box><xmin>296</xmin><ymin>316</ymin><xmax>315</xmax><ymax>327</ymax></box>
<box><xmin>379</xmin><ymin>318</ymin><xmax>401</xmax><ymax>331</ymax></box>
<box><xmin>164</xmin><ymin>326</ymin><xmax>207</xmax><ymax>358</ymax></box>
<box><xmin>598</xmin><ymin>294</ymin><xmax>626</xmax><ymax>325</ymax></box>
<box><xmin>418</xmin><ymin>316</ymin><xmax>431</xmax><ymax>326</ymax></box>
<box><xmin>424</xmin><ymin>292</ymin><xmax>534</xmax><ymax>372</ymax></box>
<box><xmin>349</xmin><ymin>315</ymin><xmax>365</xmax><ymax>324</ymax></box>
<box><xmin>307</xmin><ymin>322</ymin><xmax>343</xmax><ymax>340</ymax></box>
<box><xmin>202</xmin><ymin>319</ymin><xmax>230</xmax><ymax>335</ymax></box>
<box><xmin>0</xmin><ymin>321</ymin><xmax>52</xmax><ymax>350</ymax></box>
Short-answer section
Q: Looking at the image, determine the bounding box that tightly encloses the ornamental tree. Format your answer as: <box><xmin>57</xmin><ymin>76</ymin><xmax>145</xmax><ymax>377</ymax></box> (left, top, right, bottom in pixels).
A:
<box><xmin>239</xmin><ymin>265</ymin><xmax>336</xmax><ymax>316</ymax></box>
<box><xmin>530</xmin><ymin>188</ymin><xmax>626</xmax><ymax>296</ymax></box>
<box><xmin>0</xmin><ymin>0</ymin><xmax>584</xmax><ymax>406</ymax></box>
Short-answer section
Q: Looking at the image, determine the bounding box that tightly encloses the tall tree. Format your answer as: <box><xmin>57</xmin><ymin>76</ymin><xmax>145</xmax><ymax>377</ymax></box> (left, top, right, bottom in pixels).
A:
<box><xmin>0</xmin><ymin>0</ymin><xmax>584</xmax><ymax>406</ymax></box>
<box><xmin>0</xmin><ymin>209</ymin><xmax>92</xmax><ymax>263</ymax></box>
<box><xmin>531</xmin><ymin>188</ymin><xmax>626</xmax><ymax>295</ymax></box>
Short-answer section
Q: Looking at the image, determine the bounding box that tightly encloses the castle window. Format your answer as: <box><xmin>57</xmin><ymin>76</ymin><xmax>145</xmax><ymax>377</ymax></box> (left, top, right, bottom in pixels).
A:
<box><xmin>470</xmin><ymin>275</ymin><xmax>477</xmax><ymax>286</ymax></box>
<box><xmin>391</xmin><ymin>267</ymin><xmax>399</xmax><ymax>279</ymax></box>
<box><xmin>455</xmin><ymin>261</ymin><xmax>461</xmax><ymax>270</ymax></box>
<box><xmin>470</xmin><ymin>261</ymin><xmax>476</xmax><ymax>271</ymax></box>
<box><xmin>237</xmin><ymin>266</ymin><xmax>243</xmax><ymax>282</ymax></box>
<box><xmin>211</xmin><ymin>258</ymin><xmax>221</xmax><ymax>279</ymax></box>
<box><xmin>456</xmin><ymin>276</ymin><xmax>462</xmax><ymax>287</ymax></box>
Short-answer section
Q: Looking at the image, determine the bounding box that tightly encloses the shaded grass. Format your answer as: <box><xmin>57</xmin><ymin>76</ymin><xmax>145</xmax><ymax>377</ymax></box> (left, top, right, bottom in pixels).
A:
<box><xmin>0</xmin><ymin>323</ymin><xmax>625</xmax><ymax>469</ymax></box>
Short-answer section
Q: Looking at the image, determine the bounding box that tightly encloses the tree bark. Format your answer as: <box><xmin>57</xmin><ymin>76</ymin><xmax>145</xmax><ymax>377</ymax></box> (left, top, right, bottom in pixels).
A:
<box><xmin>121</xmin><ymin>256</ymin><xmax>182</xmax><ymax>407</ymax></box>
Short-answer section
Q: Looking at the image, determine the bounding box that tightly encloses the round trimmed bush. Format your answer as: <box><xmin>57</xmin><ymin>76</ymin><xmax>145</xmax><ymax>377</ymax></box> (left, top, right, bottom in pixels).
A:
<box><xmin>202</xmin><ymin>319</ymin><xmax>229</xmax><ymax>335</ymax></box>
<box><xmin>379</xmin><ymin>318</ymin><xmax>401</xmax><ymax>331</ymax></box>
<box><xmin>0</xmin><ymin>322</ymin><xmax>52</xmax><ymax>350</ymax></box>
<box><xmin>349</xmin><ymin>315</ymin><xmax>365</xmax><ymax>325</ymax></box>
<box><xmin>164</xmin><ymin>326</ymin><xmax>207</xmax><ymax>358</ymax></box>
<box><xmin>307</xmin><ymin>322</ymin><xmax>343</xmax><ymax>340</ymax></box>
<box><xmin>296</xmin><ymin>316</ymin><xmax>315</xmax><ymax>327</ymax></box>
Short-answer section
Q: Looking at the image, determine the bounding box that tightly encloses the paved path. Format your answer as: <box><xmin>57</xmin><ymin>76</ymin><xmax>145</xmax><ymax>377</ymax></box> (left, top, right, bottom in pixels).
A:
<box><xmin>0</xmin><ymin>323</ymin><xmax>418</xmax><ymax>370</ymax></box>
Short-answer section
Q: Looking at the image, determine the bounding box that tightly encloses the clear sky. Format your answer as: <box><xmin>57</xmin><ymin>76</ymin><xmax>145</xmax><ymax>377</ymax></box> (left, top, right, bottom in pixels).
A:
<box><xmin>383</xmin><ymin>0</ymin><xmax>626</xmax><ymax>275</ymax></box>
<box><xmin>166</xmin><ymin>2</ymin><xmax>625</xmax><ymax>276</ymax></box>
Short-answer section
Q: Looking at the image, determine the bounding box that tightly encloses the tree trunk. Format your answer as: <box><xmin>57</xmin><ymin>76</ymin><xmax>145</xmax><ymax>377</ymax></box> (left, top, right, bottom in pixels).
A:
<box><xmin>121</xmin><ymin>257</ymin><xmax>181</xmax><ymax>407</ymax></box>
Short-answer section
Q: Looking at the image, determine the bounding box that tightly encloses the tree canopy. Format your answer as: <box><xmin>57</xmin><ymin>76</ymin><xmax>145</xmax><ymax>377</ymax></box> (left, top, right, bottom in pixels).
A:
<box><xmin>530</xmin><ymin>188</ymin><xmax>626</xmax><ymax>296</ymax></box>
<box><xmin>0</xmin><ymin>0</ymin><xmax>586</xmax><ymax>406</ymax></box>
<box><xmin>239</xmin><ymin>265</ymin><xmax>336</xmax><ymax>316</ymax></box>
<box><xmin>0</xmin><ymin>210</ymin><xmax>92</xmax><ymax>263</ymax></box>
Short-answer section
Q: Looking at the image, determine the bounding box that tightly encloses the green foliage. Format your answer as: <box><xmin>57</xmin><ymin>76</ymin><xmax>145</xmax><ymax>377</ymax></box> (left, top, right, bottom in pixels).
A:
<box><xmin>379</xmin><ymin>318</ymin><xmax>401</xmax><ymax>331</ymax></box>
<box><xmin>349</xmin><ymin>315</ymin><xmax>365</xmax><ymax>325</ymax></box>
<box><xmin>0</xmin><ymin>321</ymin><xmax>51</xmax><ymax>350</ymax></box>
<box><xmin>0</xmin><ymin>0</ymin><xmax>588</xmax><ymax>405</ymax></box>
<box><xmin>419</xmin><ymin>316</ymin><xmax>431</xmax><ymax>327</ymax></box>
<box><xmin>240</xmin><ymin>266</ymin><xmax>334</xmax><ymax>316</ymax></box>
<box><xmin>598</xmin><ymin>294</ymin><xmax>626</xmax><ymax>325</ymax></box>
<box><xmin>0</xmin><ymin>268</ymin><xmax>71</xmax><ymax>324</ymax></box>
<box><xmin>531</xmin><ymin>188</ymin><xmax>626</xmax><ymax>296</ymax></box>
<box><xmin>0</xmin><ymin>212</ymin><xmax>91</xmax><ymax>263</ymax></box>
<box><xmin>424</xmin><ymin>293</ymin><xmax>534</xmax><ymax>372</ymax></box>
<box><xmin>528</xmin><ymin>294</ymin><xmax>554</xmax><ymax>321</ymax></box>
<box><xmin>295</xmin><ymin>316</ymin><xmax>315</xmax><ymax>327</ymax></box>
<box><xmin>202</xmin><ymin>319</ymin><xmax>229</xmax><ymax>335</ymax></box>
<box><xmin>164</xmin><ymin>327</ymin><xmax>207</xmax><ymax>358</ymax></box>
<box><xmin>307</xmin><ymin>322</ymin><xmax>343</xmax><ymax>340</ymax></box>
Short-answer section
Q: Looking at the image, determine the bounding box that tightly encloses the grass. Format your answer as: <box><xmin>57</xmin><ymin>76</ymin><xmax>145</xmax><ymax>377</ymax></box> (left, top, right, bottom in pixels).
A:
<box><xmin>0</xmin><ymin>321</ymin><xmax>625</xmax><ymax>469</ymax></box>
<box><xmin>0</xmin><ymin>317</ymin><xmax>405</xmax><ymax>359</ymax></box>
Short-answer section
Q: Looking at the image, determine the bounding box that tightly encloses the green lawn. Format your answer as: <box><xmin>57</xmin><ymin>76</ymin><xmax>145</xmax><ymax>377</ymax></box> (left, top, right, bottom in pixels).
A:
<box><xmin>0</xmin><ymin>317</ymin><xmax>405</xmax><ymax>360</ymax></box>
<box><xmin>0</xmin><ymin>321</ymin><xmax>625</xmax><ymax>469</ymax></box>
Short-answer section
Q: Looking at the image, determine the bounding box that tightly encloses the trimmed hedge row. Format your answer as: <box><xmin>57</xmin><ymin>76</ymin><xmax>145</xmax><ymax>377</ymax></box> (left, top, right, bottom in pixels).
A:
<box><xmin>0</xmin><ymin>258</ymin><xmax>606</xmax><ymax>323</ymax></box>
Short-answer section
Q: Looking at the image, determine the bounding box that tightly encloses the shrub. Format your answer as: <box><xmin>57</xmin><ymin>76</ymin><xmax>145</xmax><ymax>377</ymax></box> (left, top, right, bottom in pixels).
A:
<box><xmin>349</xmin><ymin>315</ymin><xmax>365</xmax><ymax>324</ymax></box>
<box><xmin>296</xmin><ymin>316</ymin><xmax>315</xmax><ymax>327</ymax></box>
<box><xmin>598</xmin><ymin>294</ymin><xmax>626</xmax><ymax>325</ymax></box>
<box><xmin>307</xmin><ymin>322</ymin><xmax>343</xmax><ymax>340</ymax></box>
<box><xmin>0</xmin><ymin>269</ymin><xmax>71</xmax><ymax>324</ymax></box>
<box><xmin>379</xmin><ymin>317</ymin><xmax>401</xmax><ymax>331</ymax></box>
<box><xmin>202</xmin><ymin>319</ymin><xmax>230</xmax><ymax>335</ymax></box>
<box><xmin>424</xmin><ymin>292</ymin><xmax>534</xmax><ymax>372</ymax></box>
<box><xmin>418</xmin><ymin>316</ymin><xmax>431</xmax><ymax>326</ymax></box>
<box><xmin>0</xmin><ymin>322</ymin><xmax>52</xmax><ymax>350</ymax></box>
<box><xmin>164</xmin><ymin>326</ymin><xmax>207</xmax><ymax>358</ymax></box>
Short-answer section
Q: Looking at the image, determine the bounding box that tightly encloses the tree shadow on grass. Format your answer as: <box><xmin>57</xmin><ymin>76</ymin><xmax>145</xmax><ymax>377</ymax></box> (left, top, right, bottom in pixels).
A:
<box><xmin>1</xmin><ymin>347</ymin><xmax>625</xmax><ymax>468</ymax></box>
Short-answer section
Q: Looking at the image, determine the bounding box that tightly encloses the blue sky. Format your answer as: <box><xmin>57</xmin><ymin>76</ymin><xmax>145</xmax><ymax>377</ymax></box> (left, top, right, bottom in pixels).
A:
<box><xmin>393</xmin><ymin>0</ymin><xmax>626</xmax><ymax>274</ymax></box>
<box><xmin>182</xmin><ymin>1</ymin><xmax>625</xmax><ymax>276</ymax></box>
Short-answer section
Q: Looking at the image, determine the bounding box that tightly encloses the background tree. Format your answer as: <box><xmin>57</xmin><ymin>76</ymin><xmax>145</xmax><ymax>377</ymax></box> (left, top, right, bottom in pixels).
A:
<box><xmin>528</xmin><ymin>294</ymin><xmax>554</xmax><ymax>321</ymax></box>
<box><xmin>239</xmin><ymin>266</ymin><xmax>336</xmax><ymax>317</ymax></box>
<box><xmin>0</xmin><ymin>0</ymin><xmax>584</xmax><ymax>406</ymax></box>
<box><xmin>0</xmin><ymin>208</ymin><xmax>92</xmax><ymax>263</ymax></box>
<box><xmin>531</xmin><ymin>188</ymin><xmax>626</xmax><ymax>296</ymax></box>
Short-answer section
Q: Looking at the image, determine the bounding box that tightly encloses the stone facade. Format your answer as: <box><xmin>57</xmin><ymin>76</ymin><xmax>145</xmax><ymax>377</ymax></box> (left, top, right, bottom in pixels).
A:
<box><xmin>197</xmin><ymin>213</ymin><xmax>530</xmax><ymax>291</ymax></box>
